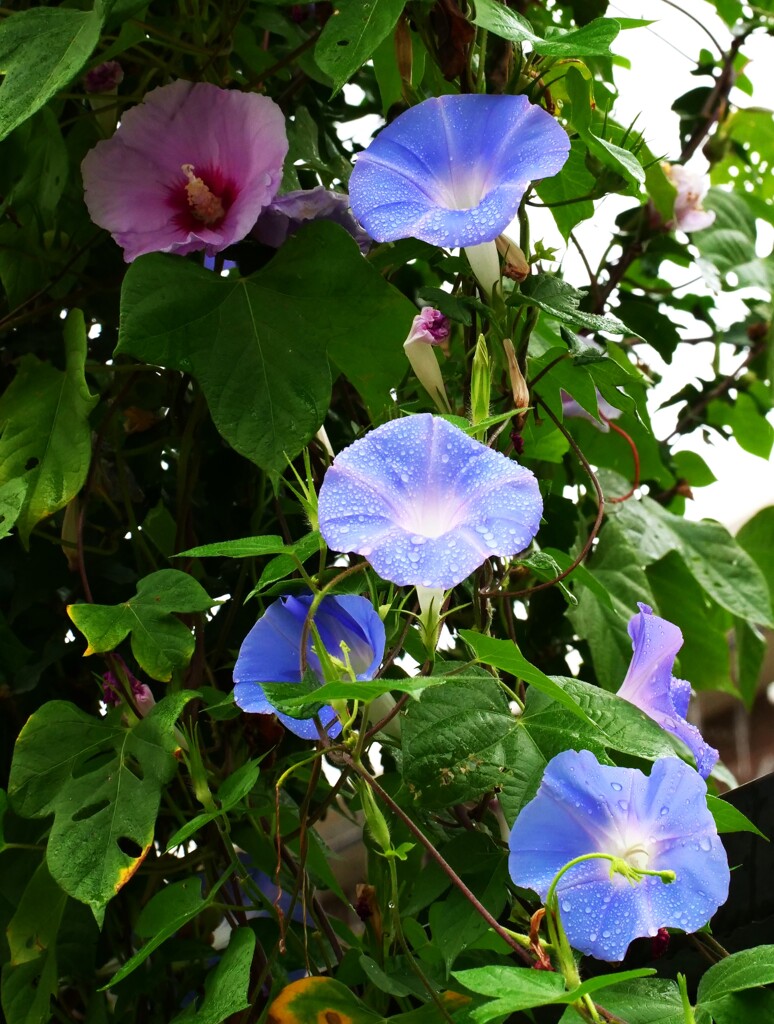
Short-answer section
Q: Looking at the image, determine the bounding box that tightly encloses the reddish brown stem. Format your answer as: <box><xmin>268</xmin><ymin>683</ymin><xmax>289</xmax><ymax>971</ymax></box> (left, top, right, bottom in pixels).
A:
<box><xmin>346</xmin><ymin>758</ymin><xmax>533</xmax><ymax>966</ymax></box>
<box><xmin>602</xmin><ymin>415</ymin><xmax>640</xmax><ymax>504</ymax></box>
<box><xmin>480</xmin><ymin>393</ymin><xmax>605</xmax><ymax>599</ymax></box>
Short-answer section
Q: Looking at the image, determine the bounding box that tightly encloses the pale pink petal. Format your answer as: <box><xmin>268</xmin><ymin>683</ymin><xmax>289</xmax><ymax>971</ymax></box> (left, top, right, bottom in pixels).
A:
<box><xmin>82</xmin><ymin>80</ymin><xmax>288</xmax><ymax>262</ymax></box>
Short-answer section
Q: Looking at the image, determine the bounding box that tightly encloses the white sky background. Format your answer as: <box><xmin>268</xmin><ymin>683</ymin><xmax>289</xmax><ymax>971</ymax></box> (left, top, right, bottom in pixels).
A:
<box><xmin>341</xmin><ymin>1</ymin><xmax>774</xmax><ymax>530</ymax></box>
<box><xmin>532</xmin><ymin>0</ymin><xmax>774</xmax><ymax>530</ymax></box>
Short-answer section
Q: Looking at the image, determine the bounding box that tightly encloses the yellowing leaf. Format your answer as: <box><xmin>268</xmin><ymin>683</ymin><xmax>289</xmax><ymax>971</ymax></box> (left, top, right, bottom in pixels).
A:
<box><xmin>67</xmin><ymin>569</ymin><xmax>214</xmax><ymax>681</ymax></box>
<box><xmin>267</xmin><ymin>977</ymin><xmax>380</xmax><ymax>1024</ymax></box>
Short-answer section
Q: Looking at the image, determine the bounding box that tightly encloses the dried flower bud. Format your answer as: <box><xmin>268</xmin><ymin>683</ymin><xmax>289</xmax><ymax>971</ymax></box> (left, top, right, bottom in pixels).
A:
<box><xmin>496</xmin><ymin>235</ymin><xmax>530</xmax><ymax>281</ymax></box>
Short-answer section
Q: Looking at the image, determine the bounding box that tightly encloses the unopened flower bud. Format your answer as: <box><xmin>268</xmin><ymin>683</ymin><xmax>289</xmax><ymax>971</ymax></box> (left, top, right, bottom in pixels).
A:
<box><xmin>470</xmin><ymin>333</ymin><xmax>491</xmax><ymax>430</ymax></box>
<box><xmin>360</xmin><ymin>781</ymin><xmax>392</xmax><ymax>856</ymax></box>
<box><xmin>403</xmin><ymin>308</ymin><xmax>451</xmax><ymax>412</ymax></box>
<box><xmin>407</xmin><ymin>307</ymin><xmax>450</xmax><ymax>346</ymax></box>
<box><xmin>502</xmin><ymin>338</ymin><xmax>529</xmax><ymax>429</ymax></box>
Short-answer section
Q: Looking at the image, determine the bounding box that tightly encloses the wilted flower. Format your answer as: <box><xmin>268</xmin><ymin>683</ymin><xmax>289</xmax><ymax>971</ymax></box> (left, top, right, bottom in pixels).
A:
<box><xmin>663</xmin><ymin>163</ymin><xmax>715</xmax><ymax>233</ymax></box>
<box><xmin>252</xmin><ymin>186</ymin><xmax>371</xmax><ymax>252</ymax></box>
<box><xmin>84</xmin><ymin>60</ymin><xmax>124</xmax><ymax>94</ymax></box>
<box><xmin>403</xmin><ymin>309</ymin><xmax>452</xmax><ymax>412</ymax></box>
<box><xmin>102</xmin><ymin>656</ymin><xmax>155</xmax><ymax>717</ymax></box>
<box><xmin>233</xmin><ymin>594</ymin><xmax>385</xmax><ymax>739</ymax></box>
<box><xmin>317</xmin><ymin>414</ymin><xmax>543</xmax><ymax>589</ymax></box>
<box><xmin>617</xmin><ymin>603</ymin><xmax>718</xmax><ymax>779</ymax></box>
<box><xmin>82</xmin><ymin>80</ymin><xmax>288</xmax><ymax>262</ymax></box>
<box><xmin>508</xmin><ymin>750</ymin><xmax>730</xmax><ymax>961</ymax></box>
<box><xmin>560</xmin><ymin>389</ymin><xmax>622</xmax><ymax>433</ymax></box>
<box><xmin>349</xmin><ymin>94</ymin><xmax>568</xmax><ymax>293</ymax></box>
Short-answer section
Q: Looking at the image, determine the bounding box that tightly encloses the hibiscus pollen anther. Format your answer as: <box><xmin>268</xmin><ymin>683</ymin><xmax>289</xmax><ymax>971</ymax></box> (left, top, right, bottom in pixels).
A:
<box><xmin>182</xmin><ymin>163</ymin><xmax>225</xmax><ymax>224</ymax></box>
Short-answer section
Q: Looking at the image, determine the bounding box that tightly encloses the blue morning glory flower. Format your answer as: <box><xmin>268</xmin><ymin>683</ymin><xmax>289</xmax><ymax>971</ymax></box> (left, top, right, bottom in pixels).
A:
<box><xmin>252</xmin><ymin>186</ymin><xmax>371</xmax><ymax>252</ymax></box>
<box><xmin>508</xmin><ymin>750</ymin><xmax>730</xmax><ymax>962</ymax></box>
<box><xmin>349</xmin><ymin>94</ymin><xmax>569</xmax><ymax>249</ymax></box>
<box><xmin>317</xmin><ymin>414</ymin><xmax>542</xmax><ymax>589</ymax></box>
<box><xmin>617</xmin><ymin>603</ymin><xmax>719</xmax><ymax>779</ymax></box>
<box><xmin>233</xmin><ymin>594</ymin><xmax>385</xmax><ymax>739</ymax></box>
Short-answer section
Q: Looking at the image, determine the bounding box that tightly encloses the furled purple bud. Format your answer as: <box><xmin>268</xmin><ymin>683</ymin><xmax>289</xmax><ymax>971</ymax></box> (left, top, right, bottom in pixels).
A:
<box><xmin>406</xmin><ymin>307</ymin><xmax>450</xmax><ymax>346</ymax></box>
<box><xmin>84</xmin><ymin>61</ymin><xmax>124</xmax><ymax>95</ymax></box>
<box><xmin>403</xmin><ymin>309</ymin><xmax>451</xmax><ymax>412</ymax></box>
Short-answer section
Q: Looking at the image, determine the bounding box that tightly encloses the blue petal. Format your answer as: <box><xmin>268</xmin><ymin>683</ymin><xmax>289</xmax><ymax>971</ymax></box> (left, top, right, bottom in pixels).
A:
<box><xmin>232</xmin><ymin>594</ymin><xmax>382</xmax><ymax>739</ymax></box>
<box><xmin>275</xmin><ymin>704</ymin><xmax>342</xmax><ymax>741</ymax></box>
<box><xmin>558</xmin><ymin>875</ymin><xmax>657</xmax><ymax>961</ymax></box>
<box><xmin>318</xmin><ymin>414</ymin><xmax>543</xmax><ymax>588</ymax></box>
<box><xmin>233</xmin><ymin>595</ymin><xmax>312</xmax><ymax>683</ymax></box>
<box><xmin>508</xmin><ymin>749</ymin><xmax>637</xmax><ymax>897</ymax></box>
<box><xmin>349</xmin><ymin>95</ymin><xmax>569</xmax><ymax>247</ymax></box>
<box><xmin>633</xmin><ymin>758</ymin><xmax>730</xmax><ymax>932</ymax></box>
<box><xmin>234</xmin><ymin>680</ymin><xmax>341</xmax><ymax>739</ymax></box>
<box><xmin>314</xmin><ymin>594</ymin><xmax>386</xmax><ymax>679</ymax></box>
<box><xmin>618</xmin><ymin>605</ymin><xmax>718</xmax><ymax>778</ymax></box>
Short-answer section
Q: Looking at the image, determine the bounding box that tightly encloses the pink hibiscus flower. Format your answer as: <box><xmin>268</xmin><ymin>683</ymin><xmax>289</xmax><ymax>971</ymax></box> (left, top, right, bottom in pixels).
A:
<box><xmin>81</xmin><ymin>80</ymin><xmax>288</xmax><ymax>262</ymax></box>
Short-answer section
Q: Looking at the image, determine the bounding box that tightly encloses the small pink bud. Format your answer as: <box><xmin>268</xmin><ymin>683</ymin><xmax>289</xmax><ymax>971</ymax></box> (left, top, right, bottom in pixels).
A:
<box><xmin>403</xmin><ymin>308</ymin><xmax>451</xmax><ymax>413</ymax></box>
<box><xmin>406</xmin><ymin>307</ymin><xmax>450</xmax><ymax>346</ymax></box>
<box><xmin>102</xmin><ymin>656</ymin><xmax>155</xmax><ymax>717</ymax></box>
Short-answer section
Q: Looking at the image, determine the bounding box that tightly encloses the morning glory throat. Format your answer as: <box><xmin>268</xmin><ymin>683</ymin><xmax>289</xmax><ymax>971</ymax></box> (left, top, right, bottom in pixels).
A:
<box><xmin>318</xmin><ymin>414</ymin><xmax>543</xmax><ymax>590</ymax></box>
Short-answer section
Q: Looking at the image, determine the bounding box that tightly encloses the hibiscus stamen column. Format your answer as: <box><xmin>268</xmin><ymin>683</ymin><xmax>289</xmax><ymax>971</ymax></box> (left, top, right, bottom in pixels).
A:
<box><xmin>181</xmin><ymin>164</ymin><xmax>226</xmax><ymax>224</ymax></box>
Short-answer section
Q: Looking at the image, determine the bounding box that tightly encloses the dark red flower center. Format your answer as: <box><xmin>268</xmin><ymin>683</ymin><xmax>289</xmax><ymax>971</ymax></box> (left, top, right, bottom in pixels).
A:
<box><xmin>170</xmin><ymin>164</ymin><xmax>236</xmax><ymax>232</ymax></box>
<box><xmin>182</xmin><ymin>164</ymin><xmax>226</xmax><ymax>224</ymax></box>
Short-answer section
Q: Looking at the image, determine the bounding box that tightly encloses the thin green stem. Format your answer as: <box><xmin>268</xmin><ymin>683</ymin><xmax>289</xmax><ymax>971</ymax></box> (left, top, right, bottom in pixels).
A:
<box><xmin>476</xmin><ymin>28</ymin><xmax>488</xmax><ymax>92</ymax></box>
<box><xmin>677</xmin><ymin>973</ymin><xmax>696</xmax><ymax>1024</ymax></box>
<box><xmin>347</xmin><ymin>758</ymin><xmax>533</xmax><ymax>964</ymax></box>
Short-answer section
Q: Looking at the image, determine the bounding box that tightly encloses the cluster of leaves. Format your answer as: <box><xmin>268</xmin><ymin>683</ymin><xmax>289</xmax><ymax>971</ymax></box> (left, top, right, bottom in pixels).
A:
<box><xmin>1</xmin><ymin>1</ymin><xmax>774</xmax><ymax>1023</ymax></box>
